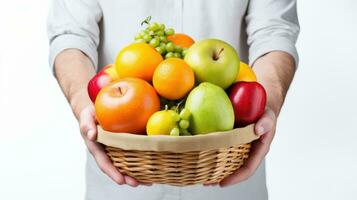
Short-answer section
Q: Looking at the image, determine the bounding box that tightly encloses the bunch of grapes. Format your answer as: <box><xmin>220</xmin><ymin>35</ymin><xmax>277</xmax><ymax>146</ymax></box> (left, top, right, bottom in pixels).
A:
<box><xmin>134</xmin><ymin>16</ymin><xmax>187</xmax><ymax>59</ymax></box>
<box><xmin>168</xmin><ymin>108</ymin><xmax>192</xmax><ymax>136</ymax></box>
<box><xmin>159</xmin><ymin>98</ymin><xmax>192</xmax><ymax>136</ymax></box>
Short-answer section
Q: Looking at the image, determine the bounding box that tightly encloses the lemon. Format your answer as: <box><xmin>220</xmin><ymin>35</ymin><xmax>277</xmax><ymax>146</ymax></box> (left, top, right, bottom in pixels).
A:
<box><xmin>146</xmin><ymin>110</ymin><xmax>179</xmax><ymax>136</ymax></box>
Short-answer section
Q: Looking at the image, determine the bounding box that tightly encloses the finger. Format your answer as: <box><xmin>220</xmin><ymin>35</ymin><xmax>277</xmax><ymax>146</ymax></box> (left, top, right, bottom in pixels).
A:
<box><xmin>220</xmin><ymin>139</ymin><xmax>270</xmax><ymax>187</ymax></box>
<box><xmin>86</xmin><ymin>140</ymin><xmax>125</xmax><ymax>185</ymax></box>
<box><xmin>124</xmin><ymin>176</ymin><xmax>139</xmax><ymax>187</ymax></box>
<box><xmin>79</xmin><ymin>106</ymin><xmax>97</xmax><ymax>141</ymax></box>
<box><xmin>255</xmin><ymin>109</ymin><xmax>276</xmax><ymax>136</ymax></box>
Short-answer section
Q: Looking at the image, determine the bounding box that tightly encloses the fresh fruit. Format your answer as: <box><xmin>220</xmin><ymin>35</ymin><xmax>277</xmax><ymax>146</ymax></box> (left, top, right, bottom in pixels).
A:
<box><xmin>146</xmin><ymin>109</ymin><xmax>180</xmax><ymax>136</ymax></box>
<box><xmin>229</xmin><ymin>82</ymin><xmax>267</xmax><ymax>127</ymax></box>
<box><xmin>184</xmin><ymin>39</ymin><xmax>240</xmax><ymax>89</ymax></box>
<box><xmin>165</xmin><ymin>28</ymin><xmax>175</xmax><ymax>36</ymax></box>
<box><xmin>87</xmin><ymin>64</ymin><xmax>119</xmax><ymax>103</ymax></box>
<box><xmin>153</xmin><ymin>58</ymin><xmax>195</xmax><ymax>100</ymax></box>
<box><xmin>179</xmin><ymin>120</ymin><xmax>190</xmax><ymax>129</ymax></box>
<box><xmin>170</xmin><ymin>127</ymin><xmax>180</xmax><ymax>136</ymax></box>
<box><xmin>134</xmin><ymin>17</ymin><xmax>187</xmax><ymax>59</ymax></box>
<box><xmin>185</xmin><ymin>82</ymin><xmax>235</xmax><ymax>134</ymax></box>
<box><xmin>179</xmin><ymin>108</ymin><xmax>191</xmax><ymax>120</ymax></box>
<box><xmin>95</xmin><ymin>78</ymin><xmax>160</xmax><ymax>134</ymax></box>
<box><xmin>235</xmin><ymin>62</ymin><xmax>257</xmax><ymax>82</ymax></box>
<box><xmin>115</xmin><ymin>43</ymin><xmax>163</xmax><ymax>82</ymax></box>
<box><xmin>167</xmin><ymin>33</ymin><xmax>195</xmax><ymax>48</ymax></box>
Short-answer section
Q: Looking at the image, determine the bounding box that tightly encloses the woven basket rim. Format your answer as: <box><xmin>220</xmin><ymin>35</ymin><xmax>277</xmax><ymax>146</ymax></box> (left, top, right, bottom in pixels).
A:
<box><xmin>97</xmin><ymin>124</ymin><xmax>259</xmax><ymax>153</ymax></box>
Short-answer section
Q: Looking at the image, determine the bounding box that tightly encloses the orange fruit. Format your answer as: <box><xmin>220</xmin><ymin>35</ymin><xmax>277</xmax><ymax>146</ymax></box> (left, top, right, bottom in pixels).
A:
<box><xmin>235</xmin><ymin>62</ymin><xmax>257</xmax><ymax>82</ymax></box>
<box><xmin>95</xmin><ymin>78</ymin><xmax>160</xmax><ymax>134</ymax></box>
<box><xmin>153</xmin><ymin>58</ymin><xmax>195</xmax><ymax>100</ymax></box>
<box><xmin>115</xmin><ymin>43</ymin><xmax>163</xmax><ymax>82</ymax></box>
<box><xmin>167</xmin><ymin>33</ymin><xmax>195</xmax><ymax>48</ymax></box>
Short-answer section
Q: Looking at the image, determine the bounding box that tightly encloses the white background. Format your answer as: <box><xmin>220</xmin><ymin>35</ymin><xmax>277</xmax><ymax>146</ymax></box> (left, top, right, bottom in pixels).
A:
<box><xmin>0</xmin><ymin>0</ymin><xmax>356</xmax><ymax>199</ymax></box>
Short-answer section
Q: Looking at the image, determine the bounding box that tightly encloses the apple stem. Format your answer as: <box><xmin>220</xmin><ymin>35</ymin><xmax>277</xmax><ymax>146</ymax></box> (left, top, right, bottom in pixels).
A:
<box><xmin>118</xmin><ymin>87</ymin><xmax>123</xmax><ymax>95</ymax></box>
<box><xmin>213</xmin><ymin>48</ymin><xmax>224</xmax><ymax>61</ymax></box>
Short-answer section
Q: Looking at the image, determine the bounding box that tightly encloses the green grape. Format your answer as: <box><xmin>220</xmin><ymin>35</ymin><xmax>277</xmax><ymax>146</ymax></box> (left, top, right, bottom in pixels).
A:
<box><xmin>182</xmin><ymin>49</ymin><xmax>189</xmax><ymax>57</ymax></box>
<box><xmin>149</xmin><ymin>22</ymin><xmax>159</xmax><ymax>31</ymax></box>
<box><xmin>139</xmin><ymin>31</ymin><xmax>146</xmax><ymax>37</ymax></box>
<box><xmin>156</xmin><ymin>30</ymin><xmax>165</xmax><ymax>36</ymax></box>
<box><xmin>179</xmin><ymin>109</ymin><xmax>191</xmax><ymax>120</ymax></box>
<box><xmin>143</xmin><ymin>29</ymin><xmax>149</xmax><ymax>34</ymax></box>
<box><xmin>165</xmin><ymin>28</ymin><xmax>175</xmax><ymax>36</ymax></box>
<box><xmin>150</xmin><ymin>38</ymin><xmax>160</xmax><ymax>47</ymax></box>
<box><xmin>166</xmin><ymin>42</ymin><xmax>175</xmax><ymax>52</ymax></box>
<box><xmin>175</xmin><ymin>45</ymin><xmax>183</xmax><ymax>53</ymax></box>
<box><xmin>135</xmin><ymin>39</ymin><xmax>146</xmax><ymax>43</ymax></box>
<box><xmin>158</xmin><ymin>45</ymin><xmax>166</xmax><ymax>54</ymax></box>
<box><xmin>174</xmin><ymin>52</ymin><xmax>182</xmax><ymax>58</ymax></box>
<box><xmin>170</xmin><ymin>127</ymin><xmax>180</xmax><ymax>136</ymax></box>
<box><xmin>165</xmin><ymin>52</ymin><xmax>174</xmax><ymax>59</ymax></box>
<box><xmin>155</xmin><ymin>47</ymin><xmax>164</xmax><ymax>54</ymax></box>
<box><xmin>179</xmin><ymin>120</ymin><xmax>190</xmax><ymax>129</ymax></box>
<box><xmin>159</xmin><ymin>43</ymin><xmax>167</xmax><ymax>50</ymax></box>
<box><xmin>159</xmin><ymin>36</ymin><xmax>168</xmax><ymax>43</ymax></box>
<box><xmin>180</xmin><ymin>128</ymin><xmax>191</xmax><ymax>136</ymax></box>
<box><xmin>172</xmin><ymin>112</ymin><xmax>180</xmax><ymax>122</ymax></box>
<box><xmin>149</xmin><ymin>30</ymin><xmax>155</xmax><ymax>36</ymax></box>
<box><xmin>143</xmin><ymin>34</ymin><xmax>152</xmax><ymax>42</ymax></box>
<box><xmin>159</xmin><ymin>23</ymin><xmax>166</xmax><ymax>30</ymax></box>
<box><xmin>134</xmin><ymin>33</ymin><xmax>142</xmax><ymax>40</ymax></box>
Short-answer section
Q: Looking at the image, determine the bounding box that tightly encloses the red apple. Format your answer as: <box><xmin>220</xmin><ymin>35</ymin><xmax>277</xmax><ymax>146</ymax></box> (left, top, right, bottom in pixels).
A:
<box><xmin>228</xmin><ymin>82</ymin><xmax>267</xmax><ymax>127</ymax></box>
<box><xmin>87</xmin><ymin>64</ymin><xmax>119</xmax><ymax>103</ymax></box>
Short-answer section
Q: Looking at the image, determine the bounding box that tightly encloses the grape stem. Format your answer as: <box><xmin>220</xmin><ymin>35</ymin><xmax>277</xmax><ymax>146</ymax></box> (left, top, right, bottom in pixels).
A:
<box><xmin>141</xmin><ymin>16</ymin><xmax>152</xmax><ymax>26</ymax></box>
<box><xmin>175</xmin><ymin>99</ymin><xmax>185</xmax><ymax>113</ymax></box>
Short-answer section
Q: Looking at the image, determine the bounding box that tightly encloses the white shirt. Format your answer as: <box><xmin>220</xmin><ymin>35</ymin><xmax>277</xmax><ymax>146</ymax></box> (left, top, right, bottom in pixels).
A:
<box><xmin>47</xmin><ymin>0</ymin><xmax>299</xmax><ymax>199</ymax></box>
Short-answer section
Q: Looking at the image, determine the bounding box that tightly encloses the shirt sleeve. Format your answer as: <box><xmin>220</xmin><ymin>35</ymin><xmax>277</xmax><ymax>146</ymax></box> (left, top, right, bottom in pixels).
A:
<box><xmin>47</xmin><ymin>0</ymin><xmax>102</xmax><ymax>72</ymax></box>
<box><xmin>245</xmin><ymin>0</ymin><xmax>300</xmax><ymax>67</ymax></box>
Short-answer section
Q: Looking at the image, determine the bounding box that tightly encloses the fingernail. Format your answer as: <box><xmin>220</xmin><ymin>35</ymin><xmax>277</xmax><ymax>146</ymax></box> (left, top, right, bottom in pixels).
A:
<box><xmin>257</xmin><ymin>126</ymin><xmax>265</xmax><ymax>136</ymax></box>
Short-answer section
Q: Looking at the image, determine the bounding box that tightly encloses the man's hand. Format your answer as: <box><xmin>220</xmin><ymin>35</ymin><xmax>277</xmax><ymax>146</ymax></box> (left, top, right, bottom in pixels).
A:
<box><xmin>218</xmin><ymin>51</ymin><xmax>296</xmax><ymax>187</ymax></box>
<box><xmin>54</xmin><ymin>49</ymin><xmax>147</xmax><ymax>187</ymax></box>
<box><xmin>220</xmin><ymin>108</ymin><xmax>276</xmax><ymax>186</ymax></box>
<box><xmin>79</xmin><ymin>105</ymin><xmax>143</xmax><ymax>187</ymax></box>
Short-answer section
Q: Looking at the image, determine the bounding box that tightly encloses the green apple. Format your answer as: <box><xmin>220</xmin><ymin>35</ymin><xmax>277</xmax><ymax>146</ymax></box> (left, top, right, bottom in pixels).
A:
<box><xmin>184</xmin><ymin>39</ymin><xmax>240</xmax><ymax>89</ymax></box>
<box><xmin>185</xmin><ymin>82</ymin><xmax>235</xmax><ymax>134</ymax></box>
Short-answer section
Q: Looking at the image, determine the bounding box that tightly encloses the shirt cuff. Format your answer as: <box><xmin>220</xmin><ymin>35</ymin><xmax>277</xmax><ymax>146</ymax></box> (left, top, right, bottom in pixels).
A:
<box><xmin>248</xmin><ymin>37</ymin><xmax>299</xmax><ymax>68</ymax></box>
<box><xmin>49</xmin><ymin>34</ymin><xmax>98</xmax><ymax>74</ymax></box>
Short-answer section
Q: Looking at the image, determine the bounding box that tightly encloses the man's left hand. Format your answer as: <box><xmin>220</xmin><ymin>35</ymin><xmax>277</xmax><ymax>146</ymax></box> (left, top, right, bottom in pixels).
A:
<box><xmin>219</xmin><ymin>107</ymin><xmax>277</xmax><ymax>187</ymax></box>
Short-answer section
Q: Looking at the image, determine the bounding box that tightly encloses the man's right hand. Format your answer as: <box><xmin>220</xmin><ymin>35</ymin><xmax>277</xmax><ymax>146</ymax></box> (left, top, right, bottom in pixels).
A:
<box><xmin>54</xmin><ymin>49</ymin><xmax>149</xmax><ymax>187</ymax></box>
<box><xmin>79</xmin><ymin>105</ymin><xmax>144</xmax><ymax>187</ymax></box>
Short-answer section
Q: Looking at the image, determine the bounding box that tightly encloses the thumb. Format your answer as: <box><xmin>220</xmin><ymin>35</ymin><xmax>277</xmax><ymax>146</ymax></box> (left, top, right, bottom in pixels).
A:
<box><xmin>79</xmin><ymin>106</ymin><xmax>97</xmax><ymax>141</ymax></box>
<box><xmin>254</xmin><ymin>108</ymin><xmax>276</xmax><ymax>136</ymax></box>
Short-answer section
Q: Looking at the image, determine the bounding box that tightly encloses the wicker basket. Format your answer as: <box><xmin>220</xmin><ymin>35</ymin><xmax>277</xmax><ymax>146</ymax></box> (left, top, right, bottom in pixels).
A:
<box><xmin>97</xmin><ymin>124</ymin><xmax>258</xmax><ymax>186</ymax></box>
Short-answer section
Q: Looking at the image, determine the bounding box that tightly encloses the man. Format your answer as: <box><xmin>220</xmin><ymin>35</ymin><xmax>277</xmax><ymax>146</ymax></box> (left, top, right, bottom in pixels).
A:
<box><xmin>47</xmin><ymin>0</ymin><xmax>299</xmax><ymax>199</ymax></box>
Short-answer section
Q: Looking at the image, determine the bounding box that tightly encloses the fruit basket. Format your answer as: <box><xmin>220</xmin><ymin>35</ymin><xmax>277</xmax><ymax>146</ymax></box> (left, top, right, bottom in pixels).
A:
<box><xmin>90</xmin><ymin>17</ymin><xmax>267</xmax><ymax>186</ymax></box>
<box><xmin>97</xmin><ymin>124</ymin><xmax>259</xmax><ymax>186</ymax></box>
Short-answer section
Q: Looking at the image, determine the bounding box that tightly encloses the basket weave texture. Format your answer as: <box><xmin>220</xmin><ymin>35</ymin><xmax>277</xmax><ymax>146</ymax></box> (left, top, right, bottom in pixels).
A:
<box><xmin>98</xmin><ymin>125</ymin><xmax>258</xmax><ymax>186</ymax></box>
